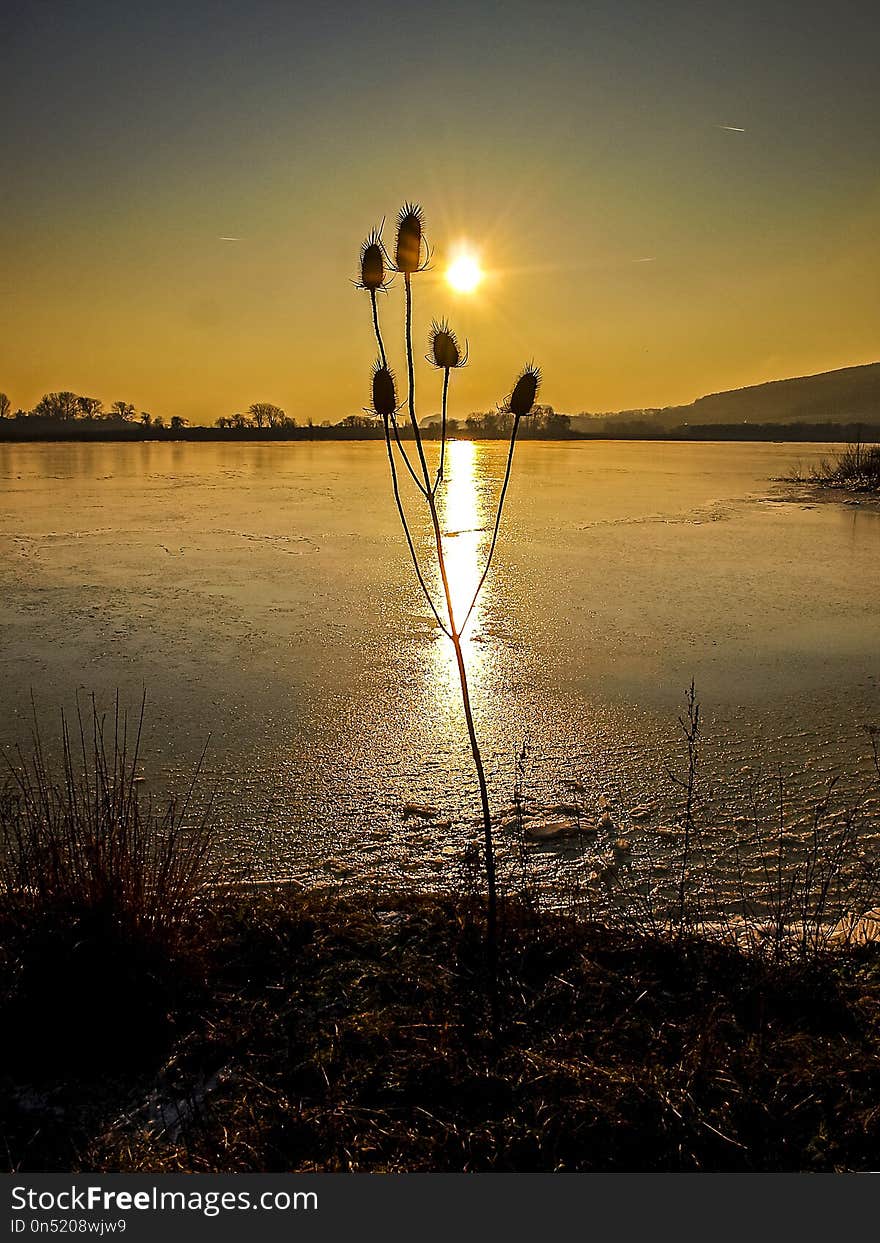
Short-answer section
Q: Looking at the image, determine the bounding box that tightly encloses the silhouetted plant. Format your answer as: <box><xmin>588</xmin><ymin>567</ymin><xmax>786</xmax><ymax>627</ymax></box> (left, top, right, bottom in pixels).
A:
<box><xmin>665</xmin><ymin>680</ymin><xmax>701</xmax><ymax>937</ymax></box>
<box><xmin>356</xmin><ymin>203</ymin><xmax>541</xmax><ymax>1007</ymax></box>
<box><xmin>0</xmin><ymin>696</ymin><xmax>214</xmax><ymax>1067</ymax></box>
<box><xmin>811</xmin><ymin>440</ymin><xmax>880</xmax><ymax>492</ymax></box>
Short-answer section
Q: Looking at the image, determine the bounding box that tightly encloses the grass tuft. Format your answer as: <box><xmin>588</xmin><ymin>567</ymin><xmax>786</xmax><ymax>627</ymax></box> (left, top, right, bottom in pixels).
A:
<box><xmin>0</xmin><ymin>697</ymin><xmax>213</xmax><ymax>1075</ymax></box>
<box><xmin>809</xmin><ymin>442</ymin><xmax>880</xmax><ymax>492</ymax></box>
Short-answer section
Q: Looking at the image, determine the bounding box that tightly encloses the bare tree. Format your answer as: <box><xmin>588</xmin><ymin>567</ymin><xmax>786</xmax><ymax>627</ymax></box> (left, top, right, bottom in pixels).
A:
<box><xmin>0</xmin><ymin>393</ymin><xmax>11</xmax><ymax>420</ymax></box>
<box><xmin>110</xmin><ymin>401</ymin><xmax>136</xmax><ymax>422</ymax></box>
<box><xmin>337</xmin><ymin>413</ymin><xmax>378</xmax><ymax>430</ymax></box>
<box><xmin>249</xmin><ymin>402</ymin><xmax>286</xmax><ymax>429</ymax></box>
<box><xmin>33</xmin><ymin>392</ymin><xmax>80</xmax><ymax>421</ymax></box>
<box><xmin>76</xmin><ymin>396</ymin><xmax>104</xmax><ymax>419</ymax></box>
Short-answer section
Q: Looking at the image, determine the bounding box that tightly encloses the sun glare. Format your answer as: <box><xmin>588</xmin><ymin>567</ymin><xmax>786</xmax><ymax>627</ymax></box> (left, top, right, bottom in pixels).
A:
<box><xmin>446</xmin><ymin>251</ymin><xmax>483</xmax><ymax>294</ymax></box>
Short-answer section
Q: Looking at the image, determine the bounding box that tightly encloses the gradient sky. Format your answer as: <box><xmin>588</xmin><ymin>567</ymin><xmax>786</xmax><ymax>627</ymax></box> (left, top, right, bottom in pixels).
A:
<box><xmin>1</xmin><ymin>0</ymin><xmax>878</xmax><ymax>423</ymax></box>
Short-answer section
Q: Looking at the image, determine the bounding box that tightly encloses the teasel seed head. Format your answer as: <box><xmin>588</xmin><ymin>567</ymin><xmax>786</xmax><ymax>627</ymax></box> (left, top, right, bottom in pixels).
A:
<box><xmin>394</xmin><ymin>202</ymin><xmax>426</xmax><ymax>274</ymax></box>
<box><xmin>508</xmin><ymin>364</ymin><xmax>542</xmax><ymax>418</ymax></box>
<box><xmin>427</xmin><ymin>319</ymin><xmax>467</xmax><ymax>370</ymax></box>
<box><xmin>371</xmin><ymin>361</ymin><xmax>397</xmax><ymax>419</ymax></box>
<box><xmin>357</xmin><ymin>226</ymin><xmax>387</xmax><ymax>291</ymax></box>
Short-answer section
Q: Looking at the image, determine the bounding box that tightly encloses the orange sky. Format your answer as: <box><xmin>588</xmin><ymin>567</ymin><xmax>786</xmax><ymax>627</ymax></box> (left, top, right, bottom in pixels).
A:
<box><xmin>2</xmin><ymin>2</ymin><xmax>878</xmax><ymax>424</ymax></box>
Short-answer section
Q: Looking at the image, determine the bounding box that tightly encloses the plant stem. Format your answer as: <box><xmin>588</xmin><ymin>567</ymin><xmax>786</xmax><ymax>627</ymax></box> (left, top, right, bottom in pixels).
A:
<box><xmin>381</xmin><ymin>415</ymin><xmax>450</xmax><ymax>637</ymax></box>
<box><xmin>370</xmin><ymin>290</ymin><xmax>387</xmax><ymax>369</ymax></box>
<box><xmin>461</xmin><ymin>415</ymin><xmax>521</xmax><ymax>633</ymax></box>
<box><xmin>433</xmin><ymin>367</ymin><xmax>449</xmax><ymax>494</ymax></box>
<box><xmin>430</xmin><ymin>512</ymin><xmax>498</xmax><ymax>990</ymax></box>
<box><xmin>677</xmin><ymin>681</ymin><xmax>699</xmax><ymax>935</ymax></box>
<box><xmin>371</xmin><ymin>289</ymin><xmax>426</xmax><ymax>497</ymax></box>
<box><xmin>390</xmin><ymin>419</ymin><xmax>428</xmax><ymax>497</ymax></box>
<box><xmin>402</xmin><ymin>274</ymin><xmax>433</xmax><ymax>487</ymax></box>
<box><xmin>402</xmin><ymin>272</ymin><xmax>498</xmax><ymax>1008</ymax></box>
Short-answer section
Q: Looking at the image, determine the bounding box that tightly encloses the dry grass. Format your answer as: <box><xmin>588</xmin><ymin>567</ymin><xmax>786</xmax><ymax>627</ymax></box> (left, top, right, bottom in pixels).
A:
<box><xmin>807</xmin><ymin>442</ymin><xmax>880</xmax><ymax>492</ymax></box>
<box><xmin>0</xmin><ymin>698</ymin><xmax>213</xmax><ymax>1078</ymax></box>
<box><xmin>4</xmin><ymin>887</ymin><xmax>879</xmax><ymax>1173</ymax></box>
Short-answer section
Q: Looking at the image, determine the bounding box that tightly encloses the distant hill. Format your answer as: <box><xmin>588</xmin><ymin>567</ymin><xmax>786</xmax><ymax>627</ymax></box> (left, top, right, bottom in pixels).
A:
<box><xmin>574</xmin><ymin>361</ymin><xmax>880</xmax><ymax>433</ymax></box>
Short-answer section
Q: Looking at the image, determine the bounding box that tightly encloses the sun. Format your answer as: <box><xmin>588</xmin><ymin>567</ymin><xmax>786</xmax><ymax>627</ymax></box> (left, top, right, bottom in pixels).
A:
<box><xmin>446</xmin><ymin>251</ymin><xmax>483</xmax><ymax>294</ymax></box>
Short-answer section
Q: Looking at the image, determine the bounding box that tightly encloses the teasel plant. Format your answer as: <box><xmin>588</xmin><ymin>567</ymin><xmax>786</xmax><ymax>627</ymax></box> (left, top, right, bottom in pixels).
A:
<box><xmin>356</xmin><ymin>203</ymin><xmax>541</xmax><ymax>1012</ymax></box>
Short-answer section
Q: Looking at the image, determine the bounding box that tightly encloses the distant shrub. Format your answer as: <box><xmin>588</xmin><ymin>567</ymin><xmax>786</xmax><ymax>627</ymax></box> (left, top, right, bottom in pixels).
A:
<box><xmin>812</xmin><ymin>442</ymin><xmax>880</xmax><ymax>491</ymax></box>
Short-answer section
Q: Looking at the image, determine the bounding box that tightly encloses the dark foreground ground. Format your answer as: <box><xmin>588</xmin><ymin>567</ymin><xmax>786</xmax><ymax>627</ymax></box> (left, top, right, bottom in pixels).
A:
<box><xmin>2</xmin><ymin>888</ymin><xmax>880</xmax><ymax>1172</ymax></box>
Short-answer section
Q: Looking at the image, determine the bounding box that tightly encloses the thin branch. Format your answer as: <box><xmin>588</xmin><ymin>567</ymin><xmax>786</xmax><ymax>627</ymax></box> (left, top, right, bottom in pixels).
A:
<box><xmin>433</xmin><ymin>367</ymin><xmax>450</xmax><ymax>495</ymax></box>
<box><xmin>382</xmin><ymin>415</ymin><xmax>451</xmax><ymax>638</ymax></box>
<box><xmin>367</xmin><ymin>289</ymin><xmax>425</xmax><ymax>494</ymax></box>
<box><xmin>370</xmin><ymin>289</ymin><xmax>387</xmax><ymax>369</ymax></box>
<box><xmin>403</xmin><ymin>272</ymin><xmax>433</xmax><ymax>493</ymax></box>
<box><xmin>390</xmin><ymin>416</ymin><xmax>428</xmax><ymax>496</ymax></box>
<box><xmin>460</xmin><ymin>414</ymin><xmax>521</xmax><ymax>633</ymax></box>
<box><xmin>370</xmin><ymin>289</ymin><xmax>426</xmax><ymax>496</ymax></box>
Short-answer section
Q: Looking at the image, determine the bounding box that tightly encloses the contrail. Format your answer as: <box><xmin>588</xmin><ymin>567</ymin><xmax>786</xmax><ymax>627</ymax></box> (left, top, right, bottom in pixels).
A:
<box><xmin>632</xmin><ymin>257</ymin><xmax>656</xmax><ymax>263</ymax></box>
<box><xmin>218</xmin><ymin>236</ymin><xmax>242</xmax><ymax>241</ymax></box>
<box><xmin>716</xmin><ymin>124</ymin><xmax>746</xmax><ymax>132</ymax></box>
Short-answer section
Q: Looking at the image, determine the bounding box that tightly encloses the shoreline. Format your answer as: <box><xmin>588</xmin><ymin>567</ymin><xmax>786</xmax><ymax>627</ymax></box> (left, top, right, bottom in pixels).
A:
<box><xmin>2</xmin><ymin>428</ymin><xmax>878</xmax><ymax>445</ymax></box>
<box><xmin>4</xmin><ymin>884</ymin><xmax>880</xmax><ymax>1172</ymax></box>
<box><xmin>773</xmin><ymin>478</ymin><xmax>880</xmax><ymax>511</ymax></box>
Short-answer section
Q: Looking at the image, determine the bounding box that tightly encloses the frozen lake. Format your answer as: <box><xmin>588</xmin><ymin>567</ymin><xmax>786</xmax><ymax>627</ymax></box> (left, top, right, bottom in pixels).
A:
<box><xmin>1</xmin><ymin>439</ymin><xmax>878</xmax><ymax>895</ymax></box>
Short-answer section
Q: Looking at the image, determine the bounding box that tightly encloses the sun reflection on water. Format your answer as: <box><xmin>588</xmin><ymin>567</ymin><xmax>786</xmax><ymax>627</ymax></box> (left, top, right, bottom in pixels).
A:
<box><xmin>431</xmin><ymin>439</ymin><xmax>488</xmax><ymax>708</ymax></box>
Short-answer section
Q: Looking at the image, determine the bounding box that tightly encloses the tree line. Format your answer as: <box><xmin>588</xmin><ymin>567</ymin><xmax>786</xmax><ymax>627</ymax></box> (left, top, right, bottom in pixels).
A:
<box><xmin>454</xmin><ymin>405</ymin><xmax>571</xmax><ymax>438</ymax></box>
<box><xmin>0</xmin><ymin>390</ymin><xmax>576</xmax><ymax>439</ymax></box>
<box><xmin>0</xmin><ymin>390</ymin><xmax>187</xmax><ymax>429</ymax></box>
<box><xmin>215</xmin><ymin>403</ymin><xmax>297</xmax><ymax>429</ymax></box>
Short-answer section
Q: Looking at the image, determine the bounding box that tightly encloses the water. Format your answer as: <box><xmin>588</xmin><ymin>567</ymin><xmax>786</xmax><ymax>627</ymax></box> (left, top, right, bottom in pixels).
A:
<box><xmin>1</xmin><ymin>439</ymin><xmax>878</xmax><ymax>895</ymax></box>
